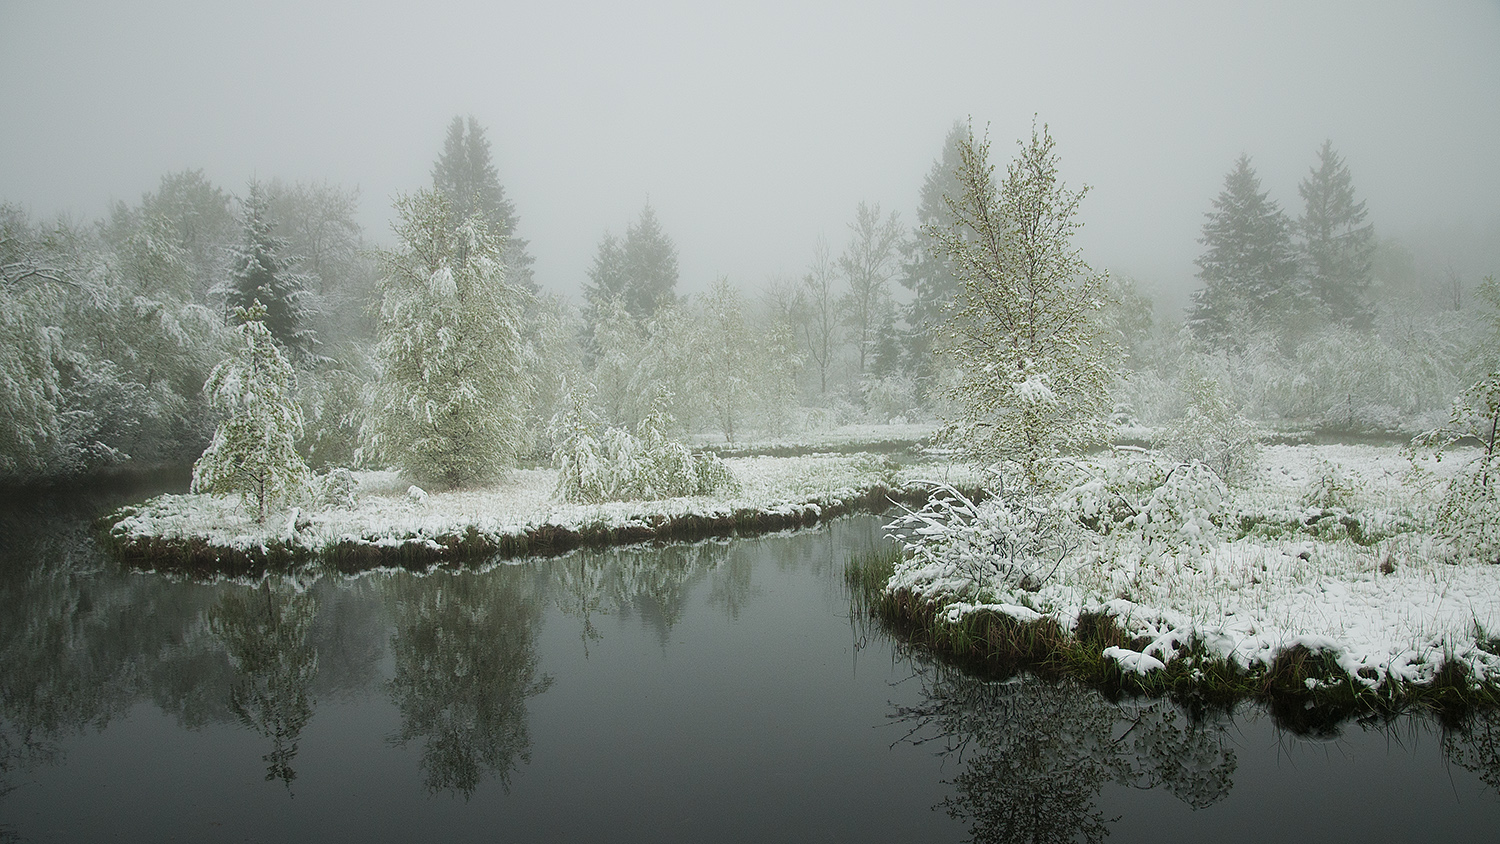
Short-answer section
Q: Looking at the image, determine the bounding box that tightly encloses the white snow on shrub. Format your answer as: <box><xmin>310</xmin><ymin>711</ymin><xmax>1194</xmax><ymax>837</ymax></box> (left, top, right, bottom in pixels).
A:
<box><xmin>888</xmin><ymin>443</ymin><xmax>1500</xmax><ymax>691</ymax></box>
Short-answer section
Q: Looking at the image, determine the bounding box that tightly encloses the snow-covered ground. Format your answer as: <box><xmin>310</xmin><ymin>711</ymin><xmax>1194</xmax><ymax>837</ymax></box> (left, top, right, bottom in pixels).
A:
<box><xmin>687</xmin><ymin>421</ymin><xmax>938</xmax><ymax>453</ymax></box>
<box><xmin>108</xmin><ymin>452</ymin><xmax>977</xmax><ymax>564</ymax></box>
<box><xmin>887</xmin><ymin>443</ymin><xmax>1500</xmax><ymax>691</ymax></box>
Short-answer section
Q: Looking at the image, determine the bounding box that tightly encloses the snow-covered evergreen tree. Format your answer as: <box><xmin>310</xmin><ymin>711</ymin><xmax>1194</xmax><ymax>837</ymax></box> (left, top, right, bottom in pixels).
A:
<box><xmin>1188</xmin><ymin>156</ymin><xmax>1300</xmax><ymax>347</ymax></box>
<box><xmin>933</xmin><ymin>123</ymin><xmax>1113</xmax><ymax>488</ymax></box>
<box><xmin>224</xmin><ymin>182</ymin><xmax>316</xmax><ymax>361</ymax></box>
<box><xmin>191</xmin><ymin>302</ymin><xmax>311</xmax><ymax>522</ymax></box>
<box><xmin>1299</xmin><ymin>141</ymin><xmax>1375</xmax><ymax>328</ymax></box>
<box><xmin>368</xmin><ymin>189</ymin><xmax>527</xmax><ymax>488</ymax></box>
<box><xmin>580</xmin><ymin>232</ymin><xmax>628</xmax><ymax>363</ymax></box>
<box><xmin>431</xmin><ymin>115</ymin><xmax>536</xmax><ymax>293</ymax></box>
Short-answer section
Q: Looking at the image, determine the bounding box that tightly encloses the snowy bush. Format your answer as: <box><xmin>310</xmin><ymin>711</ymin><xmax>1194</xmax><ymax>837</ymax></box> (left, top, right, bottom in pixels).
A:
<box><xmin>1158</xmin><ymin>374</ymin><xmax>1259</xmax><ymax>487</ymax></box>
<box><xmin>1436</xmin><ymin>459</ymin><xmax>1500</xmax><ymax>564</ymax></box>
<box><xmin>552</xmin><ymin>403</ymin><xmax>740</xmax><ymax>504</ymax></box>
<box><xmin>1416</xmin><ymin>371</ymin><xmax>1500</xmax><ymax>563</ymax></box>
<box><xmin>317</xmin><ymin>467</ymin><xmax>358</xmax><ymax>509</ymax></box>
<box><xmin>1055</xmin><ymin>455</ymin><xmax>1226</xmax><ymax>552</ymax></box>
<box><xmin>1300</xmin><ymin>458</ymin><xmax>1359</xmax><ymax>510</ymax></box>
<box><xmin>890</xmin><ymin>484</ymin><xmax>1087</xmax><ymax>596</ymax></box>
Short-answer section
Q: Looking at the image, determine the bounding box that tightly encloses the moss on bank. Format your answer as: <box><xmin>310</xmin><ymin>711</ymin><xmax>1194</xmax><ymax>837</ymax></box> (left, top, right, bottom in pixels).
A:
<box><xmin>847</xmin><ymin>551</ymin><xmax>1500</xmax><ymax>732</ymax></box>
<box><xmin>102</xmin><ymin>484</ymin><xmax>973</xmax><ymax>578</ymax></box>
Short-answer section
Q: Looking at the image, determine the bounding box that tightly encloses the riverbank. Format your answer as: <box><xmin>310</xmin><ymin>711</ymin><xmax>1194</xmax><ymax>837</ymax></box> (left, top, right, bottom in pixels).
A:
<box><xmin>858</xmin><ymin>443</ymin><xmax>1500</xmax><ymax>727</ymax></box>
<box><xmin>104</xmin><ymin>453</ymin><xmax>984</xmax><ymax>577</ymax></box>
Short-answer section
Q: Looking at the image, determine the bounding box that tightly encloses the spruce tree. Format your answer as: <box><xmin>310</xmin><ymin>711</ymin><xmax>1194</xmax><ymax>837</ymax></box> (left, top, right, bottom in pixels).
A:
<box><xmin>225</xmin><ymin>181</ymin><xmax>316</xmax><ymax>361</ymax></box>
<box><xmin>621</xmin><ymin>203</ymin><xmax>679</xmax><ymax>321</ymax></box>
<box><xmin>580</xmin><ymin>232</ymin><xmax>628</xmax><ymax>361</ymax></box>
<box><xmin>901</xmin><ymin>121</ymin><xmax>969</xmax><ymax>398</ymax></box>
<box><xmin>1188</xmin><ymin>156</ymin><xmax>1299</xmax><ymax>347</ymax></box>
<box><xmin>431</xmin><ymin>116</ymin><xmax>537</xmax><ymax>293</ymax></box>
<box><xmin>1299</xmin><ymin>140</ymin><xmax>1375</xmax><ymax>328</ymax></box>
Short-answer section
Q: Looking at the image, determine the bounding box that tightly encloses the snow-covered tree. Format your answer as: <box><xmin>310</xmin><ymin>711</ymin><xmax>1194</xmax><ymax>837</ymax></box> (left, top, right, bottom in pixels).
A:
<box><xmin>933</xmin><ymin>123</ymin><xmax>1114</xmax><ymax>488</ymax></box>
<box><xmin>101</xmin><ymin>169</ymin><xmax>237</xmax><ymax>302</ymax></box>
<box><xmin>191</xmin><ymin>302</ymin><xmax>311</xmax><ymax>522</ymax></box>
<box><xmin>581</xmin><ymin>204</ymin><xmax>679</xmax><ymax>357</ymax></box>
<box><xmin>697</xmin><ymin>278</ymin><xmax>757</xmax><ymax>443</ymax></box>
<box><xmin>264</xmin><ymin>179</ymin><xmax>374</xmax><ymax>341</ymax></box>
<box><xmin>1415</xmin><ymin>370</ymin><xmax>1500</xmax><ymax>564</ymax></box>
<box><xmin>580</xmin><ymin>232</ymin><xmax>628</xmax><ymax>362</ymax></box>
<box><xmin>224</xmin><ymin>182</ymin><xmax>316</xmax><ymax>361</ymax></box>
<box><xmin>1299</xmin><ymin>141</ymin><xmax>1375</xmax><ymax>328</ymax></box>
<box><xmin>367</xmin><ymin>189</ymin><xmax>527</xmax><ymax>488</ymax></box>
<box><xmin>0</xmin><ymin>206</ymin><xmax>71</xmax><ymax>479</ymax></box>
<box><xmin>431</xmin><ymin>115</ymin><xmax>537</xmax><ymax>293</ymax></box>
<box><xmin>1188</xmin><ymin>155</ymin><xmax>1300</xmax><ymax>347</ymax></box>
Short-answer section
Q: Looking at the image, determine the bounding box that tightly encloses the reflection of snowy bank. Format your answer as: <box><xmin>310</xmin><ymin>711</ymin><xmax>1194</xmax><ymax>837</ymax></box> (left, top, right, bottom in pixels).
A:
<box><xmin>105</xmin><ymin>454</ymin><xmax>985</xmax><ymax>576</ymax></box>
<box><xmin>881</xmin><ymin>444</ymin><xmax>1500</xmax><ymax>712</ymax></box>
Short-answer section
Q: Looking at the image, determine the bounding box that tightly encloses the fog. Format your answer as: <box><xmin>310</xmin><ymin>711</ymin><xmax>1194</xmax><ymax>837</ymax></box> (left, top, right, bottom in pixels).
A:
<box><xmin>3</xmin><ymin>0</ymin><xmax>1497</xmax><ymax>303</ymax></box>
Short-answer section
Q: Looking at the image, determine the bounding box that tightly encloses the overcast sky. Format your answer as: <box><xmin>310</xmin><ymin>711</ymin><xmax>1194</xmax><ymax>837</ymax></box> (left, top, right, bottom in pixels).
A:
<box><xmin>3</xmin><ymin>0</ymin><xmax>1497</xmax><ymax>307</ymax></box>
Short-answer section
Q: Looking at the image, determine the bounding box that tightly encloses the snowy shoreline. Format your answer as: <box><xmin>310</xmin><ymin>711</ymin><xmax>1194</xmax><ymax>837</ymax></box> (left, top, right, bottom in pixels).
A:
<box><xmin>872</xmin><ymin>443</ymin><xmax>1500</xmax><ymax>714</ymax></box>
<box><xmin>103</xmin><ymin>453</ymin><xmax>986</xmax><ymax>577</ymax></box>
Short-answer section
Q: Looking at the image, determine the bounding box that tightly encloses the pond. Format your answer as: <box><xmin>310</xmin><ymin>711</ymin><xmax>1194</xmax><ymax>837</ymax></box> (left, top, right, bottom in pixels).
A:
<box><xmin>3</xmin><ymin>483</ymin><xmax>1500</xmax><ymax>843</ymax></box>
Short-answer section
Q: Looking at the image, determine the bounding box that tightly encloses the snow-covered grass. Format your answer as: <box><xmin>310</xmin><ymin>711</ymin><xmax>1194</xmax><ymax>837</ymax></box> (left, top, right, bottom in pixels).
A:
<box><xmin>879</xmin><ymin>443</ymin><xmax>1500</xmax><ymax>709</ymax></box>
<box><xmin>106</xmin><ymin>452</ymin><xmax>968</xmax><ymax>575</ymax></box>
<box><xmin>687</xmin><ymin>421</ymin><xmax>938</xmax><ymax>455</ymax></box>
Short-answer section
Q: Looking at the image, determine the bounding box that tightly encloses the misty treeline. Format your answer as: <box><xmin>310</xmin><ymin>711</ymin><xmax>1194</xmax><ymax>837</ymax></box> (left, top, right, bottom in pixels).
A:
<box><xmin>2</xmin><ymin>116</ymin><xmax>1496</xmax><ymax>488</ymax></box>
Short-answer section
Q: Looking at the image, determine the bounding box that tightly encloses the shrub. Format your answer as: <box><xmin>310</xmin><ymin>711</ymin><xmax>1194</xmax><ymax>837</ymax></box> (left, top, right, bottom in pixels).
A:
<box><xmin>890</xmin><ymin>483</ymin><xmax>1086</xmax><ymax>597</ymax></box>
<box><xmin>1158</xmin><ymin>374</ymin><xmax>1259</xmax><ymax>487</ymax></box>
<box><xmin>552</xmin><ymin>406</ymin><xmax>740</xmax><ymax>504</ymax></box>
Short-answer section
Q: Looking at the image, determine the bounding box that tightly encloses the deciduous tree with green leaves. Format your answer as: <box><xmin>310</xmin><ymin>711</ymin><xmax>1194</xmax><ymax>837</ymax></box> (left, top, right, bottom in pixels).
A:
<box><xmin>933</xmin><ymin>122</ymin><xmax>1113</xmax><ymax>488</ymax></box>
<box><xmin>367</xmin><ymin>189</ymin><xmax>527</xmax><ymax>488</ymax></box>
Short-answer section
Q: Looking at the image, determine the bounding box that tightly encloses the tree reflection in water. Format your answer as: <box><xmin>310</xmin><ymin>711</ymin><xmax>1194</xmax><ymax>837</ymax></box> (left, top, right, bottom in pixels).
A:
<box><xmin>1446</xmin><ymin>708</ymin><xmax>1500</xmax><ymax>794</ymax></box>
<box><xmin>208</xmin><ymin>582</ymin><xmax>319</xmax><ymax>787</ymax></box>
<box><xmin>893</xmin><ymin>666</ymin><xmax>1236</xmax><ymax>844</ymax></box>
<box><xmin>550</xmin><ymin>541</ymin><xmax>736</xmax><ymax>649</ymax></box>
<box><xmin>383</xmin><ymin>567</ymin><xmax>552</xmax><ymax>798</ymax></box>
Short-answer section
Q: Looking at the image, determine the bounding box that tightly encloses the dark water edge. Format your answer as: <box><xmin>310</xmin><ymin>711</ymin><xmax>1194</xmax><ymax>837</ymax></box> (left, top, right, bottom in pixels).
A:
<box><xmin>2</xmin><ymin>487</ymin><xmax>1500</xmax><ymax>843</ymax></box>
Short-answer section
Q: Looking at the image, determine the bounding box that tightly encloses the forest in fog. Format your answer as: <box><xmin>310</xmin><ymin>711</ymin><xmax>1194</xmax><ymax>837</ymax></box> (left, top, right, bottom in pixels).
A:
<box><xmin>1</xmin><ymin>112</ymin><xmax>1496</xmax><ymax>487</ymax></box>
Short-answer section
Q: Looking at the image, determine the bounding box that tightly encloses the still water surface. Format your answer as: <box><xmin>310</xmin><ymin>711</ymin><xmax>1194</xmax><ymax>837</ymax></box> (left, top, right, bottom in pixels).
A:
<box><xmin>3</xmin><ymin>484</ymin><xmax>1500</xmax><ymax>842</ymax></box>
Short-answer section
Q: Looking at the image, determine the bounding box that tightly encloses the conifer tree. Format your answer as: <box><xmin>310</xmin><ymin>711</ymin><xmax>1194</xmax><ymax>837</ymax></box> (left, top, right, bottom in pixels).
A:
<box><xmin>621</xmin><ymin>203</ymin><xmax>679</xmax><ymax>321</ymax></box>
<box><xmin>191</xmin><ymin>302</ymin><xmax>311</xmax><ymax>522</ymax></box>
<box><xmin>368</xmin><ymin>189</ymin><xmax>527</xmax><ymax>488</ymax></box>
<box><xmin>901</xmin><ymin>121</ymin><xmax>969</xmax><ymax>397</ymax></box>
<box><xmin>1188</xmin><ymin>156</ymin><xmax>1299</xmax><ymax>346</ymax></box>
<box><xmin>431</xmin><ymin>116</ymin><xmax>537</xmax><ymax>292</ymax></box>
<box><xmin>580</xmin><ymin>232</ymin><xmax>628</xmax><ymax>361</ymax></box>
<box><xmin>224</xmin><ymin>182</ymin><xmax>316</xmax><ymax>361</ymax></box>
<box><xmin>1299</xmin><ymin>140</ymin><xmax>1375</xmax><ymax>328</ymax></box>
<box><xmin>933</xmin><ymin>123</ymin><xmax>1113</xmax><ymax>487</ymax></box>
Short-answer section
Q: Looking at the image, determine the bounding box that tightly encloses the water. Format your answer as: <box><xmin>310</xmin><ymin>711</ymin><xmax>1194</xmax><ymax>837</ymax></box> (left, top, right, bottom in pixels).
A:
<box><xmin>3</xmin><ymin>487</ymin><xmax>1500</xmax><ymax>843</ymax></box>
